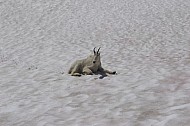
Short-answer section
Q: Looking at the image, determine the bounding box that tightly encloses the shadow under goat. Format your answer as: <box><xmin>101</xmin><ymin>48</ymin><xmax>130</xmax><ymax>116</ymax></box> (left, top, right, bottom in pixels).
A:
<box><xmin>68</xmin><ymin>47</ymin><xmax>116</xmax><ymax>78</ymax></box>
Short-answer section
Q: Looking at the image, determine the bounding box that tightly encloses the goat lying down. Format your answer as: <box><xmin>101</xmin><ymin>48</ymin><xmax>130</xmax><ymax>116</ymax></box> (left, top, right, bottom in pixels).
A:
<box><xmin>68</xmin><ymin>47</ymin><xmax>116</xmax><ymax>77</ymax></box>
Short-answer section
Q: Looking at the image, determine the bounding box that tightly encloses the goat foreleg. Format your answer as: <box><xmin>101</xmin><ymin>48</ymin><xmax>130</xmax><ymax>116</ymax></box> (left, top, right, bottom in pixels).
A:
<box><xmin>82</xmin><ymin>67</ymin><xmax>93</xmax><ymax>75</ymax></box>
<box><xmin>98</xmin><ymin>67</ymin><xmax>116</xmax><ymax>74</ymax></box>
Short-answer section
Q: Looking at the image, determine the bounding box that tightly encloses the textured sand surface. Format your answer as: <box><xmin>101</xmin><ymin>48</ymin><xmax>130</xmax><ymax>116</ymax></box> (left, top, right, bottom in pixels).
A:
<box><xmin>1</xmin><ymin>0</ymin><xmax>190</xmax><ymax>126</ymax></box>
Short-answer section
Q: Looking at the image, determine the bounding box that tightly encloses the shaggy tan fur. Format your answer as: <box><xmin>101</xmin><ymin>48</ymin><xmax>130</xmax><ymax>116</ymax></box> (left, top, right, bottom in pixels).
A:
<box><xmin>68</xmin><ymin>47</ymin><xmax>116</xmax><ymax>76</ymax></box>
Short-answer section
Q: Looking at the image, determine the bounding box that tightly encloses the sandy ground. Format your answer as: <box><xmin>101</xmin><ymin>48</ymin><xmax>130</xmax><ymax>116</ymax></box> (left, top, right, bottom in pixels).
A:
<box><xmin>1</xmin><ymin>0</ymin><xmax>190</xmax><ymax>126</ymax></box>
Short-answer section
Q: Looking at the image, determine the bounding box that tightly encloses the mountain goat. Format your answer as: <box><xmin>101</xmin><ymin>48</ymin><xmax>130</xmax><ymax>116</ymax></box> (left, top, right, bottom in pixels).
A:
<box><xmin>68</xmin><ymin>47</ymin><xmax>116</xmax><ymax>77</ymax></box>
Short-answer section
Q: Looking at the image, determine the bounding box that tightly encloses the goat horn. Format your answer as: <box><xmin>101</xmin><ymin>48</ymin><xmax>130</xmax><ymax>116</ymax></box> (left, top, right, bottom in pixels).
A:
<box><xmin>97</xmin><ymin>47</ymin><xmax>101</xmax><ymax>54</ymax></box>
<box><xmin>93</xmin><ymin>47</ymin><xmax>96</xmax><ymax>54</ymax></box>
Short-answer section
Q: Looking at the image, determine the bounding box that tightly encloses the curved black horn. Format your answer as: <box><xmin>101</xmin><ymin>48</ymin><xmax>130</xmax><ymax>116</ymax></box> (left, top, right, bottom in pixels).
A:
<box><xmin>97</xmin><ymin>47</ymin><xmax>101</xmax><ymax>54</ymax></box>
<box><xmin>93</xmin><ymin>47</ymin><xmax>96</xmax><ymax>54</ymax></box>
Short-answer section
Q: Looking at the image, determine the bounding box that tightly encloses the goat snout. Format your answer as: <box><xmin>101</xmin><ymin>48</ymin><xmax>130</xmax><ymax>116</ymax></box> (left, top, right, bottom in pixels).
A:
<box><xmin>93</xmin><ymin>61</ymin><xmax>96</xmax><ymax>63</ymax></box>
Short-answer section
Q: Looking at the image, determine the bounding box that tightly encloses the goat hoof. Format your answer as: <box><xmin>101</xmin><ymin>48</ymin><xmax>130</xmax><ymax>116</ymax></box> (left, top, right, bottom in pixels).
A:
<box><xmin>112</xmin><ymin>71</ymin><xmax>117</xmax><ymax>74</ymax></box>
